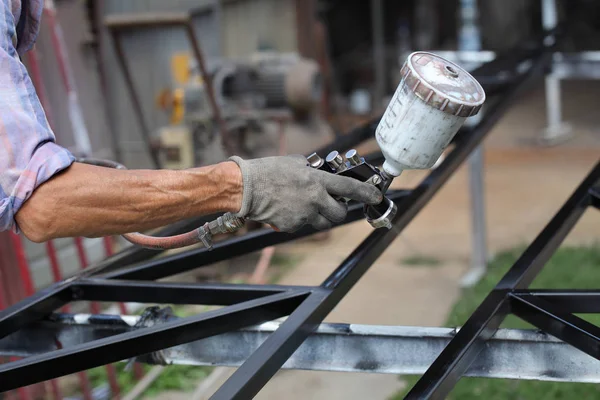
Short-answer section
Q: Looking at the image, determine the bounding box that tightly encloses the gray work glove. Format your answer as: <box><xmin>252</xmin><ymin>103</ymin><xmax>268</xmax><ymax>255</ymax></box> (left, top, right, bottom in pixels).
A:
<box><xmin>230</xmin><ymin>155</ymin><xmax>383</xmax><ymax>232</ymax></box>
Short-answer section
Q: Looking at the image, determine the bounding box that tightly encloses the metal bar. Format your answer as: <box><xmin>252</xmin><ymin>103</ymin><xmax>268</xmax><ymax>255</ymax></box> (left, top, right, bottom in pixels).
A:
<box><xmin>539</xmin><ymin>0</ymin><xmax>573</xmax><ymax>143</ymax></box>
<box><xmin>104</xmin><ymin>12</ymin><xmax>190</xmax><ymax>29</ymax></box>
<box><xmin>210</xmin><ymin>45</ymin><xmax>543</xmax><ymax>400</ymax></box>
<box><xmin>94</xmin><ymin>0</ymin><xmax>122</xmax><ymax>163</ymax></box>
<box><xmin>591</xmin><ymin>186</ymin><xmax>599</xmax><ymax>210</ymax></box>
<box><xmin>73</xmin><ymin>279</ymin><xmax>306</xmax><ymax>305</ymax></box>
<box><xmin>95</xmin><ymin>189</ymin><xmax>411</xmax><ymax>281</ymax></box>
<box><xmin>407</xmin><ymin>175</ymin><xmax>598</xmax><ymax>399</ymax></box>
<box><xmin>371</xmin><ymin>0</ymin><xmax>385</xmax><ymax>107</ymax></box>
<box><xmin>74</xmin><ymin>237</ymin><xmax>115</xmax><ymax>399</ymax></box>
<box><xmin>407</xmin><ymin>159</ymin><xmax>600</xmax><ymax>399</ymax></box>
<box><xmin>184</xmin><ymin>22</ymin><xmax>233</xmax><ymax>154</ymax></box>
<box><xmin>0</xmin><ymin>282</ymin><xmax>73</xmax><ymax>340</ymax></box>
<box><xmin>518</xmin><ymin>290</ymin><xmax>600</xmax><ymax>313</ymax></box>
<box><xmin>511</xmin><ymin>294</ymin><xmax>600</xmax><ymax>360</ymax></box>
<box><xmin>46</xmin><ymin>240</ymin><xmax>85</xmax><ymax>398</ymax></box>
<box><xmin>10</xmin><ymin>234</ymin><xmax>35</xmax><ymax>297</ymax></box>
<box><xmin>4</xmin><ymin>319</ymin><xmax>600</xmax><ymax>384</ymax></box>
<box><xmin>497</xmin><ymin>162</ymin><xmax>599</xmax><ymax>290</ymax></box>
<box><xmin>462</xmin><ymin>145</ymin><xmax>488</xmax><ymax>287</ymax></box>
<box><xmin>44</xmin><ymin>0</ymin><xmax>93</xmax><ymax>156</ymax></box>
<box><xmin>0</xmin><ymin>243</ymin><xmax>28</xmax><ymax>400</ymax></box>
<box><xmin>0</xmin><ymin>291</ymin><xmax>308</xmax><ymax>391</ymax></box>
<box><xmin>459</xmin><ymin>0</ymin><xmax>488</xmax><ymax>288</ymax></box>
<box><xmin>109</xmin><ymin>30</ymin><xmax>161</xmax><ymax>168</ymax></box>
<box><xmin>210</xmin><ymin>290</ymin><xmax>329</xmax><ymax>399</ymax></box>
<box><xmin>74</xmin><ymin>238</ymin><xmax>100</xmax><ymax>316</ymax></box>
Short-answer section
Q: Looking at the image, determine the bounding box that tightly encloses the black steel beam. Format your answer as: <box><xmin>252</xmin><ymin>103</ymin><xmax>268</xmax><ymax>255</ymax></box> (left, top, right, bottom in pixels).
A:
<box><xmin>591</xmin><ymin>186</ymin><xmax>600</xmax><ymax>210</ymax></box>
<box><xmin>511</xmin><ymin>294</ymin><xmax>600</xmax><ymax>360</ymax></box>
<box><xmin>0</xmin><ymin>282</ymin><xmax>73</xmax><ymax>340</ymax></box>
<box><xmin>406</xmin><ymin>160</ymin><xmax>600</xmax><ymax>399</ymax></box>
<box><xmin>95</xmin><ymin>190</ymin><xmax>411</xmax><ymax>281</ymax></box>
<box><xmin>496</xmin><ymin>162</ymin><xmax>599</xmax><ymax>290</ymax></box>
<box><xmin>73</xmin><ymin>278</ymin><xmax>309</xmax><ymax>305</ymax></box>
<box><xmin>519</xmin><ymin>290</ymin><xmax>600</xmax><ymax>313</ymax></box>
<box><xmin>0</xmin><ymin>290</ymin><xmax>308</xmax><ymax>391</ymax></box>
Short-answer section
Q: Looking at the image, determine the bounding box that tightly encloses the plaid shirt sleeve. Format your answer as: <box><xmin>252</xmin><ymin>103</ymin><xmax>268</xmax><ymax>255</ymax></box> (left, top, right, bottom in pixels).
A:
<box><xmin>0</xmin><ymin>0</ymin><xmax>75</xmax><ymax>232</ymax></box>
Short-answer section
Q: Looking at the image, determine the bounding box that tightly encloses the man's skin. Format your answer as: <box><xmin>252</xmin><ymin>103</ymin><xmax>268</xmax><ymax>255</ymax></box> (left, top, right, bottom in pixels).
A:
<box><xmin>15</xmin><ymin>161</ymin><xmax>243</xmax><ymax>243</ymax></box>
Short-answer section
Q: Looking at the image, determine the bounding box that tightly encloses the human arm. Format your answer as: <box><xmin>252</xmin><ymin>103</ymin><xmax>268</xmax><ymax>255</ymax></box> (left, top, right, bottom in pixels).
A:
<box><xmin>15</xmin><ymin>161</ymin><xmax>243</xmax><ymax>242</ymax></box>
<box><xmin>16</xmin><ymin>154</ymin><xmax>383</xmax><ymax>242</ymax></box>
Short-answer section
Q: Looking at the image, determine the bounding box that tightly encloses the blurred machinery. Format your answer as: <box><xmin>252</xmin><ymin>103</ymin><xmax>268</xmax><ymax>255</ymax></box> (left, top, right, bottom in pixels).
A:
<box><xmin>156</xmin><ymin>51</ymin><xmax>332</xmax><ymax>169</ymax></box>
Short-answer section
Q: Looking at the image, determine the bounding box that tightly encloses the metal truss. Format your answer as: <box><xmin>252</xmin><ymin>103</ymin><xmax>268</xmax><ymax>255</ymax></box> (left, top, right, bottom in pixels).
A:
<box><xmin>1</xmin><ymin>32</ymin><xmax>599</xmax><ymax>399</ymax></box>
<box><xmin>5</xmin><ymin>316</ymin><xmax>600</xmax><ymax>383</ymax></box>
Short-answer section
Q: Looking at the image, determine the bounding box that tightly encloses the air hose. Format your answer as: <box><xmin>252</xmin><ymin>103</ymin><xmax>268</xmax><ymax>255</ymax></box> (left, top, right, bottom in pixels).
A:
<box><xmin>77</xmin><ymin>158</ymin><xmax>246</xmax><ymax>250</ymax></box>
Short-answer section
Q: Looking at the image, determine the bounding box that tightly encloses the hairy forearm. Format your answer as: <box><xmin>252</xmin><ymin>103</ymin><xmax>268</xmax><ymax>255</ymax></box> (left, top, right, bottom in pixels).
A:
<box><xmin>15</xmin><ymin>162</ymin><xmax>243</xmax><ymax>242</ymax></box>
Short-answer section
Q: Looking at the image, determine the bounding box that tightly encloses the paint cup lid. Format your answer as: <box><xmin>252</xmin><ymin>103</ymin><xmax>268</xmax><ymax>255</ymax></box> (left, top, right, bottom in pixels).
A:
<box><xmin>401</xmin><ymin>51</ymin><xmax>486</xmax><ymax>117</ymax></box>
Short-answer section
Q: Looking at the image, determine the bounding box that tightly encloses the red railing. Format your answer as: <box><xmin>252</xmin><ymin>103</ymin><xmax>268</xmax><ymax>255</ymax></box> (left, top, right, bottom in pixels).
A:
<box><xmin>1</xmin><ymin>233</ymin><xmax>144</xmax><ymax>399</ymax></box>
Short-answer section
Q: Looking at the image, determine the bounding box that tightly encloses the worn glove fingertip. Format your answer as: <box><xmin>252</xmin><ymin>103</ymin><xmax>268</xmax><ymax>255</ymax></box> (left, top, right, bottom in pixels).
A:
<box><xmin>368</xmin><ymin>187</ymin><xmax>385</xmax><ymax>205</ymax></box>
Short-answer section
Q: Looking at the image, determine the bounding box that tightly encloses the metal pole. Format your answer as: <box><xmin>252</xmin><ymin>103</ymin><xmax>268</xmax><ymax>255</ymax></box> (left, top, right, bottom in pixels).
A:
<box><xmin>458</xmin><ymin>0</ymin><xmax>488</xmax><ymax>287</ymax></box>
<box><xmin>371</xmin><ymin>0</ymin><xmax>385</xmax><ymax>110</ymax></box>
<box><xmin>539</xmin><ymin>0</ymin><xmax>572</xmax><ymax>144</ymax></box>
<box><xmin>185</xmin><ymin>22</ymin><xmax>233</xmax><ymax>155</ymax></box>
<box><xmin>109</xmin><ymin>31</ymin><xmax>162</xmax><ymax>169</ymax></box>
<box><xmin>43</xmin><ymin>0</ymin><xmax>93</xmax><ymax>157</ymax></box>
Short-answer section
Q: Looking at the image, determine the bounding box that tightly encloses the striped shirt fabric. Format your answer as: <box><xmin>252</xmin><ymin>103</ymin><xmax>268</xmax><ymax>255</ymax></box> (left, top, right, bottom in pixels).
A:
<box><xmin>0</xmin><ymin>0</ymin><xmax>75</xmax><ymax>232</ymax></box>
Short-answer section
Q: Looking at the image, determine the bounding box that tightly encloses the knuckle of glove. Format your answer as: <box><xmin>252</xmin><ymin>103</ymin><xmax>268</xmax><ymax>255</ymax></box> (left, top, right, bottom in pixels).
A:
<box><xmin>330</xmin><ymin>202</ymin><xmax>348</xmax><ymax>223</ymax></box>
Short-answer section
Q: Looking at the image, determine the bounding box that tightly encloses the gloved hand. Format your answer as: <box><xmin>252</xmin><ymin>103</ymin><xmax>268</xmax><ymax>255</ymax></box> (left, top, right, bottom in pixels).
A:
<box><xmin>229</xmin><ymin>155</ymin><xmax>383</xmax><ymax>232</ymax></box>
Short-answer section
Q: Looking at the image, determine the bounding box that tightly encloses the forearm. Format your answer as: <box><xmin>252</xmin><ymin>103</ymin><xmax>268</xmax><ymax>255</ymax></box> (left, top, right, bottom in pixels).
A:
<box><xmin>15</xmin><ymin>162</ymin><xmax>243</xmax><ymax>242</ymax></box>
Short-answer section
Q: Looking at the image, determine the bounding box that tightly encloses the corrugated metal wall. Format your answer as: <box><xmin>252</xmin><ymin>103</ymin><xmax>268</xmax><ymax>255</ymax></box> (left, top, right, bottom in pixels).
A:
<box><xmin>100</xmin><ymin>0</ymin><xmax>220</xmax><ymax>168</ymax></box>
<box><xmin>222</xmin><ymin>0</ymin><xmax>297</xmax><ymax>58</ymax></box>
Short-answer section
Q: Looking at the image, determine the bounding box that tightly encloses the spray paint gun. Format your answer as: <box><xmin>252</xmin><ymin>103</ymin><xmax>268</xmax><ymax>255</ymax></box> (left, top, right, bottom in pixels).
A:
<box><xmin>87</xmin><ymin>52</ymin><xmax>484</xmax><ymax>250</ymax></box>
<box><xmin>306</xmin><ymin>51</ymin><xmax>486</xmax><ymax>229</ymax></box>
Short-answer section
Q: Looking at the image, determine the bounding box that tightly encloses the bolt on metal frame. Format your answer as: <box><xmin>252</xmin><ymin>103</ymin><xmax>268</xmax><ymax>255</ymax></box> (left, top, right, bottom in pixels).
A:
<box><xmin>2</xmin><ymin>31</ymin><xmax>599</xmax><ymax>399</ymax></box>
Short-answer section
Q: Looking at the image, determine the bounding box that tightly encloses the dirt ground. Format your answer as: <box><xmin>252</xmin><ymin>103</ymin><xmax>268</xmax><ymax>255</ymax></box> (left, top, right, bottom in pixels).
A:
<box><xmin>171</xmin><ymin>81</ymin><xmax>600</xmax><ymax>400</ymax></box>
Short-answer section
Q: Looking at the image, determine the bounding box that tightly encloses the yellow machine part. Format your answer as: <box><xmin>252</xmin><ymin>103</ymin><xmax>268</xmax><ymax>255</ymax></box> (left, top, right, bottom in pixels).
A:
<box><xmin>157</xmin><ymin>52</ymin><xmax>207</xmax><ymax>125</ymax></box>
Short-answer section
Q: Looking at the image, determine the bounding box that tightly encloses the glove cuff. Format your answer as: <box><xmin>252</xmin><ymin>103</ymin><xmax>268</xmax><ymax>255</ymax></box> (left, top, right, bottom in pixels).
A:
<box><xmin>228</xmin><ymin>156</ymin><xmax>252</xmax><ymax>218</ymax></box>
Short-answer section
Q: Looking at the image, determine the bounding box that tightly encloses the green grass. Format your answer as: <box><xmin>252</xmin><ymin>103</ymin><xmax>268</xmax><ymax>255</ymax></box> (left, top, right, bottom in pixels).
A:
<box><xmin>85</xmin><ymin>363</ymin><xmax>212</xmax><ymax>398</ymax></box>
<box><xmin>391</xmin><ymin>244</ymin><xmax>600</xmax><ymax>400</ymax></box>
<box><xmin>268</xmin><ymin>253</ymin><xmax>305</xmax><ymax>284</ymax></box>
<box><xmin>399</xmin><ymin>255</ymin><xmax>442</xmax><ymax>267</ymax></box>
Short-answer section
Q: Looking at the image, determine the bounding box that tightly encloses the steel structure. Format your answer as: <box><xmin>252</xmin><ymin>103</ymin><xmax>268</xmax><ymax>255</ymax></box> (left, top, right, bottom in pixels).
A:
<box><xmin>1</xmin><ymin>31</ymin><xmax>600</xmax><ymax>399</ymax></box>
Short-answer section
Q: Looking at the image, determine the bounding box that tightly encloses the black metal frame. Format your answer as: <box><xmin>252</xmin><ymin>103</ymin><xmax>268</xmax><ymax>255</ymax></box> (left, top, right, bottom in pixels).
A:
<box><xmin>2</xmin><ymin>33</ymin><xmax>599</xmax><ymax>399</ymax></box>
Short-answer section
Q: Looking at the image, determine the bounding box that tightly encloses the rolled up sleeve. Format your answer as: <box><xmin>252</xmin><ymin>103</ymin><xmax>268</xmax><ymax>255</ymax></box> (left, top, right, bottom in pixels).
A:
<box><xmin>0</xmin><ymin>0</ymin><xmax>75</xmax><ymax>232</ymax></box>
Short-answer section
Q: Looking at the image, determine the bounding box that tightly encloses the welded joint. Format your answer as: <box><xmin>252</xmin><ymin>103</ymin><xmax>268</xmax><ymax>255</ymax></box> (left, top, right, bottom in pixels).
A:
<box><xmin>126</xmin><ymin>306</ymin><xmax>175</xmax><ymax>367</ymax></box>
